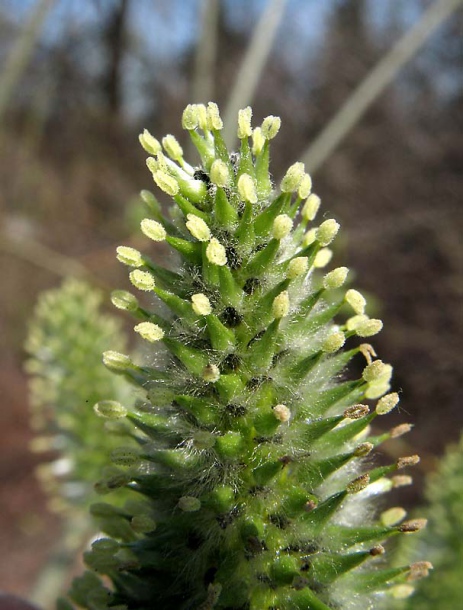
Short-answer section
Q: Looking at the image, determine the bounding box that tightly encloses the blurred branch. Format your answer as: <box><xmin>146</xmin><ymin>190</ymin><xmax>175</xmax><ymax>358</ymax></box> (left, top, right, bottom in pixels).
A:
<box><xmin>102</xmin><ymin>0</ymin><xmax>129</xmax><ymax>117</ymax></box>
<box><xmin>191</xmin><ymin>0</ymin><xmax>219</xmax><ymax>104</ymax></box>
<box><xmin>300</xmin><ymin>0</ymin><xmax>463</xmax><ymax>174</ymax></box>
<box><xmin>1</xmin><ymin>231</ymin><xmax>90</xmax><ymax>279</ymax></box>
<box><xmin>223</xmin><ymin>0</ymin><xmax>288</xmax><ymax>147</ymax></box>
<box><xmin>0</xmin><ymin>0</ymin><xmax>56</xmax><ymax>123</ymax></box>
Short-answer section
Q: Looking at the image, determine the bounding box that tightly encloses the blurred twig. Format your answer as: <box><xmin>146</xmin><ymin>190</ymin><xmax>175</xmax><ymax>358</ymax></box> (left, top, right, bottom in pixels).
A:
<box><xmin>223</xmin><ymin>0</ymin><xmax>288</xmax><ymax>146</ymax></box>
<box><xmin>191</xmin><ymin>0</ymin><xmax>219</xmax><ymax>104</ymax></box>
<box><xmin>0</xmin><ymin>0</ymin><xmax>56</xmax><ymax>123</ymax></box>
<box><xmin>300</xmin><ymin>0</ymin><xmax>463</xmax><ymax>174</ymax></box>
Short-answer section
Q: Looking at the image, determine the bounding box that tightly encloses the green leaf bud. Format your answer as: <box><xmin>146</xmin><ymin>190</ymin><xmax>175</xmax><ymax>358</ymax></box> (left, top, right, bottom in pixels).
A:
<box><xmin>116</xmin><ymin>246</ymin><xmax>144</xmax><ymax>268</ymax></box>
<box><xmin>129</xmin><ymin>269</ymin><xmax>155</xmax><ymax>291</ymax></box>
<box><xmin>186</xmin><ymin>213</ymin><xmax>211</xmax><ymax>241</ymax></box>
<box><xmin>261</xmin><ymin>115</ymin><xmax>281</xmax><ymax>140</ymax></box>
<box><xmin>287</xmin><ymin>256</ymin><xmax>308</xmax><ymax>279</ymax></box>
<box><xmin>375</xmin><ymin>392</ymin><xmax>399</xmax><ymax>415</ymax></box>
<box><xmin>191</xmin><ymin>293</ymin><xmax>212</xmax><ymax>316</ymax></box>
<box><xmin>272</xmin><ymin>290</ymin><xmax>290</xmax><ymax>318</ymax></box>
<box><xmin>94</xmin><ymin>400</ymin><xmax>127</xmax><ymax>419</ymax></box>
<box><xmin>345</xmin><ymin>289</ymin><xmax>367</xmax><ymax>314</ymax></box>
<box><xmin>202</xmin><ymin>364</ymin><xmax>220</xmax><ymax>383</ymax></box>
<box><xmin>139</xmin><ymin>129</ymin><xmax>162</xmax><ymax>155</ymax></box>
<box><xmin>210</xmin><ymin>159</ymin><xmax>230</xmax><ymax>187</ymax></box>
<box><xmin>280</xmin><ymin>161</ymin><xmax>305</xmax><ymax>193</ymax></box>
<box><xmin>111</xmin><ymin>290</ymin><xmax>139</xmax><ymax>312</ymax></box>
<box><xmin>141</xmin><ymin>218</ymin><xmax>167</xmax><ymax>241</ymax></box>
<box><xmin>302</xmin><ymin>193</ymin><xmax>321</xmax><ymax>221</ymax></box>
<box><xmin>273</xmin><ymin>404</ymin><xmax>291</xmax><ymax>423</ymax></box>
<box><xmin>162</xmin><ymin>134</ymin><xmax>183</xmax><ymax>161</ymax></box>
<box><xmin>323</xmin><ymin>266</ymin><xmax>349</xmax><ymax>289</ymax></box>
<box><xmin>134</xmin><ymin>322</ymin><xmax>164</xmax><ymax>342</ymax></box>
<box><xmin>298</xmin><ymin>174</ymin><xmax>312</xmax><ymax>199</ymax></box>
<box><xmin>237</xmin><ymin>106</ymin><xmax>253</xmax><ymax>138</ymax></box>
<box><xmin>182</xmin><ymin>104</ymin><xmax>199</xmax><ymax>130</ymax></box>
<box><xmin>237</xmin><ymin>173</ymin><xmax>258</xmax><ymax>204</ymax></box>
<box><xmin>102</xmin><ymin>351</ymin><xmax>133</xmax><ymax>372</ymax></box>
<box><xmin>178</xmin><ymin>496</ymin><xmax>201</xmax><ymax>512</ymax></box>
<box><xmin>272</xmin><ymin>214</ymin><xmax>293</xmax><ymax>239</ymax></box>
<box><xmin>313</xmin><ymin>247</ymin><xmax>333</xmax><ymax>268</ymax></box>
<box><xmin>207</xmin><ymin>102</ymin><xmax>223</xmax><ymax>130</ymax></box>
<box><xmin>316</xmin><ymin>219</ymin><xmax>340</xmax><ymax>246</ymax></box>
<box><xmin>252</xmin><ymin>127</ymin><xmax>265</xmax><ymax>155</ymax></box>
<box><xmin>381</xmin><ymin>506</ymin><xmax>407</xmax><ymax>526</ymax></box>
<box><xmin>153</xmin><ymin>170</ymin><xmax>179</xmax><ymax>196</ymax></box>
<box><xmin>206</xmin><ymin>238</ymin><xmax>227</xmax><ymax>266</ymax></box>
<box><xmin>322</xmin><ymin>331</ymin><xmax>345</xmax><ymax>353</ymax></box>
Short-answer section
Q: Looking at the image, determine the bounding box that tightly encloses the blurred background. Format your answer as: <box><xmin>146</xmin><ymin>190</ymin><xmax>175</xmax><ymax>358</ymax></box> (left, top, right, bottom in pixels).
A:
<box><xmin>0</xmin><ymin>0</ymin><xmax>462</xmax><ymax>602</ymax></box>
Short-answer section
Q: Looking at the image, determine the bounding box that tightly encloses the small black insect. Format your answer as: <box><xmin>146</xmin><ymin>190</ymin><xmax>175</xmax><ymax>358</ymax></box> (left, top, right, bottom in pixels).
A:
<box><xmin>193</xmin><ymin>169</ymin><xmax>211</xmax><ymax>187</ymax></box>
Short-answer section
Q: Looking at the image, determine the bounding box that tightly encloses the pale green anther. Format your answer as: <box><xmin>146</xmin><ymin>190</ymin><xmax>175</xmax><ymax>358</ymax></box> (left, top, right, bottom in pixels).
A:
<box><xmin>153</xmin><ymin>170</ymin><xmax>179</xmax><ymax>196</ymax></box>
<box><xmin>116</xmin><ymin>246</ymin><xmax>144</xmax><ymax>268</ymax></box>
<box><xmin>302</xmin><ymin>228</ymin><xmax>317</xmax><ymax>247</ymax></box>
<box><xmin>191</xmin><ymin>293</ymin><xmax>212</xmax><ymax>316</ymax></box>
<box><xmin>355</xmin><ymin>318</ymin><xmax>383</xmax><ymax>337</ymax></box>
<box><xmin>140</xmin><ymin>218</ymin><xmax>167</xmax><ymax>241</ymax></box>
<box><xmin>298</xmin><ymin>174</ymin><xmax>312</xmax><ymax>199</ymax></box>
<box><xmin>178</xmin><ymin>496</ymin><xmax>201</xmax><ymax>512</ymax></box>
<box><xmin>313</xmin><ymin>248</ymin><xmax>333</xmax><ymax>268</ymax></box>
<box><xmin>134</xmin><ymin>322</ymin><xmax>164</xmax><ymax>343</ymax></box>
<box><xmin>302</xmin><ymin>193</ymin><xmax>321</xmax><ymax>221</ymax></box>
<box><xmin>162</xmin><ymin>134</ymin><xmax>183</xmax><ymax>162</ymax></box>
<box><xmin>323</xmin><ymin>267</ymin><xmax>349</xmax><ymax>290</ymax></box>
<box><xmin>316</xmin><ymin>219</ymin><xmax>340</xmax><ymax>246</ymax></box>
<box><xmin>346</xmin><ymin>314</ymin><xmax>369</xmax><ymax>332</ymax></box>
<box><xmin>207</xmin><ymin>102</ymin><xmax>223</xmax><ymax>130</ymax></box>
<box><xmin>237</xmin><ymin>173</ymin><xmax>257</xmax><ymax>204</ymax></box>
<box><xmin>139</xmin><ymin>129</ymin><xmax>162</xmax><ymax>155</ymax></box>
<box><xmin>376</xmin><ymin>392</ymin><xmax>400</xmax><ymax>415</ymax></box>
<box><xmin>111</xmin><ymin>447</ymin><xmax>141</xmax><ymax>466</ymax></box>
<box><xmin>273</xmin><ymin>404</ymin><xmax>291</xmax><ymax>423</ymax></box>
<box><xmin>94</xmin><ymin>400</ymin><xmax>127</xmax><ymax>419</ymax></box>
<box><xmin>155</xmin><ymin>151</ymin><xmax>168</xmax><ymax>171</ymax></box>
<box><xmin>202</xmin><ymin>364</ymin><xmax>220</xmax><ymax>382</ymax></box>
<box><xmin>365</xmin><ymin>381</ymin><xmax>392</xmax><ymax>400</ymax></box>
<box><xmin>345</xmin><ymin>288</ymin><xmax>367</xmax><ymax>315</ymax></box>
<box><xmin>102</xmin><ymin>351</ymin><xmax>133</xmax><ymax>371</ymax></box>
<box><xmin>182</xmin><ymin>104</ymin><xmax>199</xmax><ymax>130</ymax></box>
<box><xmin>322</xmin><ymin>331</ymin><xmax>345</xmax><ymax>353</ymax></box>
<box><xmin>390</xmin><ymin>585</ymin><xmax>415</xmax><ymax>600</ymax></box>
<box><xmin>363</xmin><ymin>360</ymin><xmax>393</xmax><ymax>383</ymax></box>
<box><xmin>381</xmin><ymin>506</ymin><xmax>407</xmax><ymax>526</ymax></box>
<box><xmin>129</xmin><ymin>269</ymin><xmax>155</xmax><ymax>291</ymax></box>
<box><xmin>186</xmin><ymin>213</ymin><xmax>211</xmax><ymax>241</ymax></box>
<box><xmin>252</xmin><ymin>127</ymin><xmax>265</xmax><ymax>156</ymax></box>
<box><xmin>146</xmin><ymin>156</ymin><xmax>158</xmax><ymax>173</ymax></box>
<box><xmin>287</xmin><ymin>257</ymin><xmax>308</xmax><ymax>279</ymax></box>
<box><xmin>92</xmin><ymin>538</ymin><xmax>120</xmax><ymax>553</ymax></box>
<box><xmin>272</xmin><ymin>290</ymin><xmax>290</xmax><ymax>319</ymax></box>
<box><xmin>111</xmin><ymin>290</ymin><xmax>139</xmax><ymax>312</ymax></box>
<box><xmin>237</xmin><ymin>106</ymin><xmax>253</xmax><ymax>138</ymax></box>
<box><xmin>131</xmin><ymin>514</ymin><xmax>157</xmax><ymax>534</ymax></box>
<box><xmin>210</xmin><ymin>159</ymin><xmax>230</xmax><ymax>187</ymax></box>
<box><xmin>272</xmin><ymin>214</ymin><xmax>293</xmax><ymax>240</ymax></box>
<box><xmin>206</xmin><ymin>238</ymin><xmax>227</xmax><ymax>266</ymax></box>
<box><xmin>280</xmin><ymin>162</ymin><xmax>305</xmax><ymax>193</ymax></box>
<box><xmin>196</xmin><ymin>104</ymin><xmax>209</xmax><ymax>131</ymax></box>
<box><xmin>261</xmin><ymin>115</ymin><xmax>281</xmax><ymax>140</ymax></box>
<box><xmin>347</xmin><ymin>473</ymin><xmax>370</xmax><ymax>494</ymax></box>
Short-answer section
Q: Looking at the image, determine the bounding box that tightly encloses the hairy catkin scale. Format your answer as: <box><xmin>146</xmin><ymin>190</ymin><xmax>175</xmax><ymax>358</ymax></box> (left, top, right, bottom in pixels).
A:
<box><xmin>68</xmin><ymin>104</ymin><xmax>428</xmax><ymax>610</ymax></box>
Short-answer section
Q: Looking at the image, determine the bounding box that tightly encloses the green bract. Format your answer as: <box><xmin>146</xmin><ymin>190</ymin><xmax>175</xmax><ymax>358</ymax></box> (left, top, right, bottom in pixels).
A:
<box><xmin>67</xmin><ymin>103</ymin><xmax>427</xmax><ymax>610</ymax></box>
